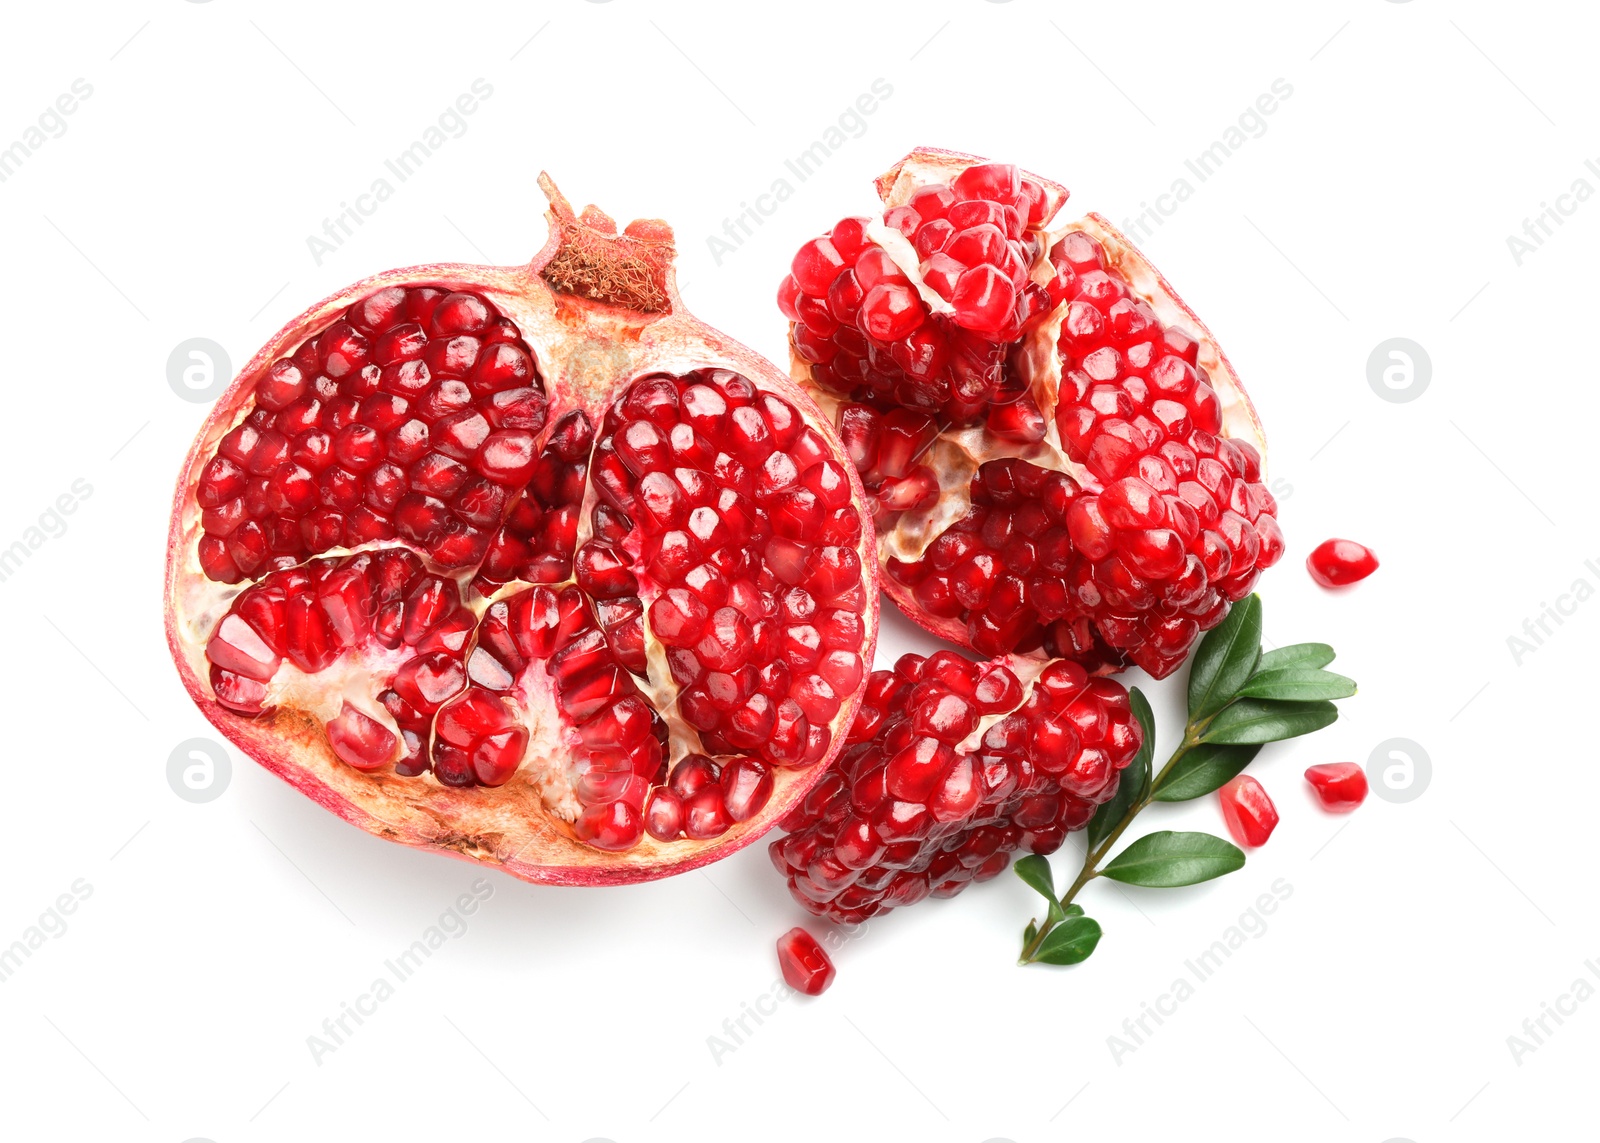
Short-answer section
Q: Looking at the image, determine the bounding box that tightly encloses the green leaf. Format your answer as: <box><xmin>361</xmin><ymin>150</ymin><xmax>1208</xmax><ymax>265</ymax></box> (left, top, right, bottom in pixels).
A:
<box><xmin>1086</xmin><ymin>688</ymin><xmax>1154</xmax><ymax>849</ymax></box>
<box><xmin>1187</xmin><ymin>594</ymin><xmax>1263</xmax><ymax>720</ymax></box>
<box><xmin>1151</xmin><ymin>743</ymin><xmax>1262</xmax><ymax>802</ymax></box>
<box><xmin>1013</xmin><ymin>854</ymin><xmax>1057</xmax><ymax>904</ymax></box>
<box><xmin>1100</xmin><ymin>831</ymin><xmax>1246</xmax><ymax>887</ymax></box>
<box><xmin>1022</xmin><ymin>919</ymin><xmax>1038</xmax><ymax>952</ymax></box>
<box><xmin>1065</xmin><ymin>903</ymin><xmax>1084</xmax><ymax>916</ymax></box>
<box><xmin>1046</xmin><ymin>897</ymin><xmax>1066</xmax><ymax>925</ymax></box>
<box><xmin>1256</xmin><ymin>642</ymin><xmax>1335</xmax><ymax>672</ymax></box>
<box><xmin>1236</xmin><ymin>668</ymin><xmax>1356</xmax><ymax>702</ymax></box>
<box><xmin>1201</xmin><ymin>699</ymin><xmax>1339</xmax><ymax>745</ymax></box>
<box><xmin>1032</xmin><ymin>915</ymin><xmax>1103</xmax><ymax>965</ymax></box>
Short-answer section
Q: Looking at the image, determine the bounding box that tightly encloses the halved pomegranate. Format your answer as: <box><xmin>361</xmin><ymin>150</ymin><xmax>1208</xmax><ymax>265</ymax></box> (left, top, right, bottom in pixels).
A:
<box><xmin>781</xmin><ymin>148</ymin><xmax>1282</xmax><ymax>678</ymax></box>
<box><xmin>166</xmin><ymin>176</ymin><xmax>878</xmax><ymax>884</ymax></box>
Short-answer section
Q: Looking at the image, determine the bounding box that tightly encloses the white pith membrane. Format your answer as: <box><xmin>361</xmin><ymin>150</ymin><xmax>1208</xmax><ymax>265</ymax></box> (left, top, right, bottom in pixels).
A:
<box><xmin>166</xmin><ymin>181</ymin><xmax>880</xmax><ymax>881</ymax></box>
<box><xmin>791</xmin><ymin>150</ymin><xmax>1267</xmax><ymax>644</ymax></box>
<box><xmin>955</xmin><ymin>652</ymin><xmax>1049</xmax><ymax>755</ymax></box>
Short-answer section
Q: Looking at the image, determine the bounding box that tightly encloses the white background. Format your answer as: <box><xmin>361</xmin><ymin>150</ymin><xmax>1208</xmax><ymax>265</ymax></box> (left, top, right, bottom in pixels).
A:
<box><xmin>0</xmin><ymin>2</ymin><xmax>1590</xmax><ymax>1140</ymax></box>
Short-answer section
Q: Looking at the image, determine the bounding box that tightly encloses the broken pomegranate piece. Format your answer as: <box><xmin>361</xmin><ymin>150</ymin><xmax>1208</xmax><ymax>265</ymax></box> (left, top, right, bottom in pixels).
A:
<box><xmin>776</xmin><ymin>927</ymin><xmax>836</xmax><ymax>996</ymax></box>
<box><xmin>168</xmin><ymin>176</ymin><xmax>877</xmax><ymax>885</ymax></box>
<box><xmin>1307</xmin><ymin>538</ymin><xmax>1378</xmax><ymax>588</ymax></box>
<box><xmin>1304</xmin><ymin>763</ymin><xmax>1368</xmax><ymax>811</ymax></box>
<box><xmin>771</xmin><ymin>650</ymin><xmax>1140</xmax><ymax>923</ymax></box>
<box><xmin>782</xmin><ymin>149</ymin><xmax>1282</xmax><ymax>678</ymax></box>
<box><xmin>1218</xmin><ymin>775</ymin><xmax>1279</xmax><ymax>848</ymax></box>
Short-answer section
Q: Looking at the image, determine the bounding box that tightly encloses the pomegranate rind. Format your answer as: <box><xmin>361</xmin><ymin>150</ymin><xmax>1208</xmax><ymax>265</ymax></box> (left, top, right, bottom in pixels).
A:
<box><xmin>792</xmin><ymin>149</ymin><xmax>1269</xmax><ymax>672</ymax></box>
<box><xmin>165</xmin><ymin>176</ymin><xmax>878</xmax><ymax>886</ymax></box>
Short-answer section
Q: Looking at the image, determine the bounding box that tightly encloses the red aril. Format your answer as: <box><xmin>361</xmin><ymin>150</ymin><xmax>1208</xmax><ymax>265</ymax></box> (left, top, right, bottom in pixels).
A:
<box><xmin>1218</xmin><ymin>775</ymin><xmax>1279</xmax><ymax>848</ymax></box>
<box><xmin>1307</xmin><ymin>538</ymin><xmax>1378</xmax><ymax>588</ymax></box>
<box><xmin>776</xmin><ymin>927</ymin><xmax>836</xmax><ymax>995</ymax></box>
<box><xmin>781</xmin><ymin>148</ymin><xmax>1282</xmax><ymax>679</ymax></box>
<box><xmin>771</xmin><ymin>649</ymin><xmax>1141</xmax><ymax>923</ymax></box>
<box><xmin>167</xmin><ymin>176</ymin><xmax>878</xmax><ymax>885</ymax></box>
<box><xmin>1304</xmin><ymin>763</ymin><xmax>1368</xmax><ymax>811</ymax></box>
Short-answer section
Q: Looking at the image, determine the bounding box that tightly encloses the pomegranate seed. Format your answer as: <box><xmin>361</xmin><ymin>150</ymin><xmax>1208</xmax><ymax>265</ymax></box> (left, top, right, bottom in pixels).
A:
<box><xmin>1306</xmin><ymin>538</ymin><xmax>1378</xmax><ymax>588</ymax></box>
<box><xmin>1218</xmin><ymin>776</ymin><xmax>1279</xmax><ymax>847</ymax></box>
<box><xmin>776</xmin><ymin>927</ymin><xmax>836</xmax><ymax>996</ymax></box>
<box><xmin>1304</xmin><ymin>763</ymin><xmax>1368</xmax><ymax>811</ymax></box>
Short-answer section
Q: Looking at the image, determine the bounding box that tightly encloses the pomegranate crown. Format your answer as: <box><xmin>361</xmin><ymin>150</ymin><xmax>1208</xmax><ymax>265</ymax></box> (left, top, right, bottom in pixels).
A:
<box><xmin>537</xmin><ymin>172</ymin><xmax>676</xmax><ymax>314</ymax></box>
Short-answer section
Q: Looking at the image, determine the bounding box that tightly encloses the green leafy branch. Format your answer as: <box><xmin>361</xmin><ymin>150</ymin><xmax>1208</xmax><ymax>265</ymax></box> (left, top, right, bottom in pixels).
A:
<box><xmin>1015</xmin><ymin>595</ymin><xmax>1356</xmax><ymax>966</ymax></box>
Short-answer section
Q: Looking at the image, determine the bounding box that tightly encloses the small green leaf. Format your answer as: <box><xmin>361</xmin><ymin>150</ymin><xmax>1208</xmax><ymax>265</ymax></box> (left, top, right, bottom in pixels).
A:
<box><xmin>1032</xmin><ymin>915</ymin><xmax>1103</xmax><ymax>965</ymax></box>
<box><xmin>1201</xmin><ymin>699</ymin><xmax>1339</xmax><ymax>745</ymax></box>
<box><xmin>1022</xmin><ymin>919</ymin><xmax>1038</xmax><ymax>951</ymax></box>
<box><xmin>1086</xmin><ymin>688</ymin><xmax>1154</xmax><ymax>849</ymax></box>
<box><xmin>1151</xmin><ymin>743</ymin><xmax>1262</xmax><ymax>802</ymax></box>
<box><xmin>1100</xmin><ymin>831</ymin><xmax>1246</xmax><ymax>887</ymax></box>
<box><xmin>1236</xmin><ymin>668</ymin><xmax>1356</xmax><ymax>702</ymax></box>
<box><xmin>1065</xmin><ymin>903</ymin><xmax>1084</xmax><ymax>916</ymax></box>
<box><xmin>1187</xmin><ymin>595</ymin><xmax>1263</xmax><ymax>719</ymax></box>
<box><xmin>1256</xmin><ymin>642</ymin><xmax>1335</xmax><ymax>672</ymax></box>
<box><xmin>1013</xmin><ymin>854</ymin><xmax>1057</xmax><ymax>903</ymax></box>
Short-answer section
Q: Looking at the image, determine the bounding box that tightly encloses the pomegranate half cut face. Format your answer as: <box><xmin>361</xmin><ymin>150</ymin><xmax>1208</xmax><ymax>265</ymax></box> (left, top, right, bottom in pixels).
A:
<box><xmin>165</xmin><ymin>176</ymin><xmax>878</xmax><ymax>884</ymax></box>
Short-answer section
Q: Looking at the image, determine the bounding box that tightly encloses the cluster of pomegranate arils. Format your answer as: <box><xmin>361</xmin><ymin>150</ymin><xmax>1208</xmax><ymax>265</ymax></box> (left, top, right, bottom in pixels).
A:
<box><xmin>168</xmin><ymin>155</ymin><xmax>1284</xmax><ymax>945</ymax></box>
<box><xmin>780</xmin><ymin>151</ymin><xmax>1283</xmax><ymax>680</ymax></box>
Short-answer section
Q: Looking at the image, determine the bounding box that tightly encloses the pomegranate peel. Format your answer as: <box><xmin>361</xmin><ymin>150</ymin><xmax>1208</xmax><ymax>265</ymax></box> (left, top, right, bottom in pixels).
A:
<box><xmin>166</xmin><ymin>175</ymin><xmax>878</xmax><ymax>885</ymax></box>
<box><xmin>784</xmin><ymin>147</ymin><xmax>1279</xmax><ymax>678</ymax></box>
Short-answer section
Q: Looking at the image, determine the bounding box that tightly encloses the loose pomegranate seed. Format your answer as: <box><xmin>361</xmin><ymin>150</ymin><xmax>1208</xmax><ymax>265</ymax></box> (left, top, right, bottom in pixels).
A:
<box><xmin>1304</xmin><ymin>763</ymin><xmax>1368</xmax><ymax>811</ymax></box>
<box><xmin>772</xmin><ymin>651</ymin><xmax>1140</xmax><ymax>923</ymax></box>
<box><xmin>776</xmin><ymin>927</ymin><xmax>836</xmax><ymax>996</ymax></box>
<box><xmin>1306</xmin><ymin>538</ymin><xmax>1378</xmax><ymax>588</ymax></box>
<box><xmin>1218</xmin><ymin>776</ymin><xmax>1278</xmax><ymax>848</ymax></box>
<box><xmin>197</xmin><ymin>287</ymin><xmax>548</xmax><ymax>582</ymax></box>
